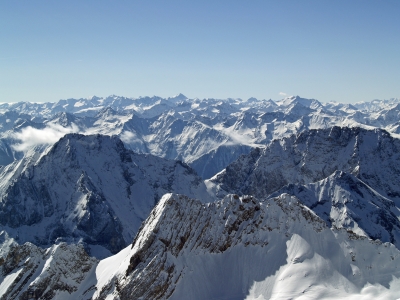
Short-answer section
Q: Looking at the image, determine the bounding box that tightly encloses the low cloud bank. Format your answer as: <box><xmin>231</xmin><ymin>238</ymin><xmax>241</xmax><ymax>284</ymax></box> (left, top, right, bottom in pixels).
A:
<box><xmin>12</xmin><ymin>124</ymin><xmax>79</xmax><ymax>152</ymax></box>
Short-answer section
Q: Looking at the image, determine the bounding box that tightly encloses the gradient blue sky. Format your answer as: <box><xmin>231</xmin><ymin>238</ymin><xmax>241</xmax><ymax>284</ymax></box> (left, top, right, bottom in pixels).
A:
<box><xmin>1</xmin><ymin>1</ymin><xmax>399</xmax><ymax>103</ymax></box>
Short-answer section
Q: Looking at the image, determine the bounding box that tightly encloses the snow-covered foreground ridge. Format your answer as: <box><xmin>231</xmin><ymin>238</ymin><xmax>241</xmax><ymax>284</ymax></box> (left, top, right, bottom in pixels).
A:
<box><xmin>3</xmin><ymin>193</ymin><xmax>399</xmax><ymax>299</ymax></box>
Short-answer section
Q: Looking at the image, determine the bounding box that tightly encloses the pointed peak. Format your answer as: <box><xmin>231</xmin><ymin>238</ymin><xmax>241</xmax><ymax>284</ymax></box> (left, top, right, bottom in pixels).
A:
<box><xmin>168</xmin><ymin>93</ymin><xmax>188</xmax><ymax>102</ymax></box>
<box><xmin>95</xmin><ymin>106</ymin><xmax>119</xmax><ymax>118</ymax></box>
<box><xmin>87</xmin><ymin>95</ymin><xmax>101</xmax><ymax>101</ymax></box>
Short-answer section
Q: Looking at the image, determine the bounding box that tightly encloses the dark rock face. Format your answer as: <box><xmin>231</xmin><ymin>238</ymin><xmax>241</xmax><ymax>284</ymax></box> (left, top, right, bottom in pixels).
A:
<box><xmin>0</xmin><ymin>177</ymin><xmax>54</xmax><ymax>228</ymax></box>
<box><xmin>72</xmin><ymin>173</ymin><xmax>126</xmax><ymax>254</ymax></box>
<box><xmin>0</xmin><ymin>242</ymin><xmax>97</xmax><ymax>300</ymax></box>
<box><xmin>271</xmin><ymin>171</ymin><xmax>400</xmax><ymax>248</ymax></box>
<box><xmin>189</xmin><ymin>144</ymin><xmax>253</xmax><ymax>179</ymax></box>
<box><xmin>211</xmin><ymin>127</ymin><xmax>400</xmax><ymax>205</ymax></box>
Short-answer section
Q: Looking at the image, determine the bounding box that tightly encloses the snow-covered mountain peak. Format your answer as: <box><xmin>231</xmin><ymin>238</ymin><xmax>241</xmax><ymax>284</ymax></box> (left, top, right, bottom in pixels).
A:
<box><xmin>246</xmin><ymin>97</ymin><xmax>259</xmax><ymax>103</ymax></box>
<box><xmin>284</xmin><ymin>100</ymin><xmax>313</xmax><ymax>116</ymax></box>
<box><xmin>167</xmin><ymin>93</ymin><xmax>188</xmax><ymax>102</ymax></box>
<box><xmin>45</xmin><ymin>133</ymin><xmax>126</xmax><ymax>163</ymax></box>
<box><xmin>46</xmin><ymin>112</ymin><xmax>78</xmax><ymax>128</ymax></box>
<box><xmin>0</xmin><ymin>133</ymin><xmax>213</xmax><ymax>257</ymax></box>
<box><xmin>210</xmin><ymin>126</ymin><xmax>400</xmax><ymax>203</ymax></box>
<box><xmin>94</xmin><ymin>106</ymin><xmax>125</xmax><ymax>119</ymax></box>
<box><xmin>87</xmin><ymin>95</ymin><xmax>101</xmax><ymax>101</ymax></box>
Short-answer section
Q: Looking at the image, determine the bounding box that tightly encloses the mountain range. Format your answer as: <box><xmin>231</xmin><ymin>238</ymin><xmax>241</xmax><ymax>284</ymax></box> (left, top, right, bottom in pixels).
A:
<box><xmin>1</xmin><ymin>95</ymin><xmax>400</xmax><ymax>299</ymax></box>
<box><xmin>1</xmin><ymin>94</ymin><xmax>400</xmax><ymax>179</ymax></box>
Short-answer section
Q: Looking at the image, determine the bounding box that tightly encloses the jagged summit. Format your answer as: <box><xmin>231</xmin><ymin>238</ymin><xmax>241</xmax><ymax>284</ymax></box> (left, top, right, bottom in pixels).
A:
<box><xmin>46</xmin><ymin>111</ymin><xmax>79</xmax><ymax>127</ymax></box>
<box><xmin>209</xmin><ymin>126</ymin><xmax>400</xmax><ymax>204</ymax></box>
<box><xmin>167</xmin><ymin>93</ymin><xmax>188</xmax><ymax>102</ymax></box>
<box><xmin>94</xmin><ymin>106</ymin><xmax>119</xmax><ymax>117</ymax></box>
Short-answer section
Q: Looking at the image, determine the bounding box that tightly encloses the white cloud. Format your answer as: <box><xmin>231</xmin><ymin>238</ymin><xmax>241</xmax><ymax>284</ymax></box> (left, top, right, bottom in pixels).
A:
<box><xmin>120</xmin><ymin>130</ymin><xmax>142</xmax><ymax>145</ymax></box>
<box><xmin>279</xmin><ymin>92</ymin><xmax>287</xmax><ymax>97</ymax></box>
<box><xmin>12</xmin><ymin>123</ymin><xmax>79</xmax><ymax>152</ymax></box>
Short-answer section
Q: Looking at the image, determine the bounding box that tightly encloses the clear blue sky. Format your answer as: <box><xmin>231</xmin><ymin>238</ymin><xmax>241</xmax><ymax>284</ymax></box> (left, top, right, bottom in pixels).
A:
<box><xmin>1</xmin><ymin>0</ymin><xmax>399</xmax><ymax>103</ymax></box>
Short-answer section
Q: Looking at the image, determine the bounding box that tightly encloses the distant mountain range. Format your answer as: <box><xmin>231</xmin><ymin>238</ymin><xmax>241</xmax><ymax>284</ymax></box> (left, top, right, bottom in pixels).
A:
<box><xmin>1</xmin><ymin>95</ymin><xmax>400</xmax><ymax>178</ymax></box>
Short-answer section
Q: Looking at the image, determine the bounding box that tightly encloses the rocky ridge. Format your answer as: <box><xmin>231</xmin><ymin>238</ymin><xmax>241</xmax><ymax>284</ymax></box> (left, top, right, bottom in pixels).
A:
<box><xmin>0</xmin><ymin>242</ymin><xmax>97</xmax><ymax>300</ymax></box>
<box><xmin>88</xmin><ymin>193</ymin><xmax>400</xmax><ymax>299</ymax></box>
